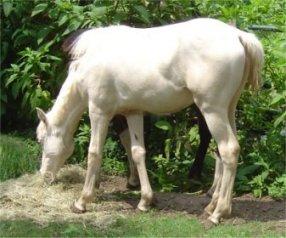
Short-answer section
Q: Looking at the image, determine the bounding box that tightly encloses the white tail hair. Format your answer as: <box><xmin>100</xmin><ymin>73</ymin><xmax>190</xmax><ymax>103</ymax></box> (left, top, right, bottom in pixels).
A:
<box><xmin>239</xmin><ymin>32</ymin><xmax>264</xmax><ymax>89</ymax></box>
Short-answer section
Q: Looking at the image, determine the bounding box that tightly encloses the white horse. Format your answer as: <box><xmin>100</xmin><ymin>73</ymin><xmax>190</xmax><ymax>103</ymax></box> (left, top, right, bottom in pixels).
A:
<box><xmin>36</xmin><ymin>18</ymin><xmax>264</xmax><ymax>224</ymax></box>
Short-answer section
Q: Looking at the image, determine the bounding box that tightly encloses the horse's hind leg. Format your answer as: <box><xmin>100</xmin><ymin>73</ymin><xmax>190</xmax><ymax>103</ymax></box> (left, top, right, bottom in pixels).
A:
<box><xmin>189</xmin><ymin>106</ymin><xmax>211</xmax><ymax>179</ymax></box>
<box><xmin>126</xmin><ymin>113</ymin><xmax>153</xmax><ymax>211</ymax></box>
<box><xmin>199</xmin><ymin>107</ymin><xmax>240</xmax><ymax>224</ymax></box>
<box><xmin>119</xmin><ymin>129</ymin><xmax>140</xmax><ymax>189</ymax></box>
<box><xmin>113</xmin><ymin>116</ymin><xmax>140</xmax><ymax>189</ymax></box>
<box><xmin>206</xmin><ymin>151</ymin><xmax>222</xmax><ymax>197</ymax></box>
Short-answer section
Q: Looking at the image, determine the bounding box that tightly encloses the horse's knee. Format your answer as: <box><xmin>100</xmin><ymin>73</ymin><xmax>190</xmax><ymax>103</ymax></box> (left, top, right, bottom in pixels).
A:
<box><xmin>219</xmin><ymin>141</ymin><xmax>240</xmax><ymax>168</ymax></box>
<box><xmin>131</xmin><ymin>146</ymin><xmax>146</xmax><ymax>164</ymax></box>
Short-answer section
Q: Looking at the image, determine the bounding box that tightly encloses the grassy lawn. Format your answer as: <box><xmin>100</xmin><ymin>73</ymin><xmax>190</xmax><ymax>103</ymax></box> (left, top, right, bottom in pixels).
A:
<box><xmin>0</xmin><ymin>134</ymin><xmax>40</xmax><ymax>181</ymax></box>
<box><xmin>1</xmin><ymin>213</ymin><xmax>284</xmax><ymax>237</ymax></box>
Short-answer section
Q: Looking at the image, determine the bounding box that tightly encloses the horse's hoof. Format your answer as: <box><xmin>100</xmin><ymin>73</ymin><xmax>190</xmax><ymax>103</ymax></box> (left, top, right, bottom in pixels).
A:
<box><xmin>70</xmin><ymin>202</ymin><xmax>86</xmax><ymax>214</ymax></box>
<box><xmin>207</xmin><ymin>215</ymin><xmax>219</xmax><ymax>226</ymax></box>
<box><xmin>137</xmin><ymin>204</ymin><xmax>149</xmax><ymax>212</ymax></box>
<box><xmin>136</xmin><ymin>195</ymin><xmax>157</xmax><ymax>212</ymax></box>
<box><xmin>199</xmin><ymin>211</ymin><xmax>209</xmax><ymax>220</ymax></box>
<box><xmin>202</xmin><ymin>218</ymin><xmax>217</xmax><ymax>229</ymax></box>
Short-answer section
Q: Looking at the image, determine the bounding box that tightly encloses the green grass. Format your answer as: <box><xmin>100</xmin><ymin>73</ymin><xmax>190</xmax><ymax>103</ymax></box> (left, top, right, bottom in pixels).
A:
<box><xmin>0</xmin><ymin>134</ymin><xmax>40</xmax><ymax>181</ymax></box>
<box><xmin>0</xmin><ymin>213</ymin><xmax>284</xmax><ymax>237</ymax></box>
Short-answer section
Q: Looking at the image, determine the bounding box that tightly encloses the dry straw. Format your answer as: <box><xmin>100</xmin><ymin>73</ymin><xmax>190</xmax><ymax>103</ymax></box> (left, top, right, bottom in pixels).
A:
<box><xmin>0</xmin><ymin>165</ymin><xmax>133</xmax><ymax>227</ymax></box>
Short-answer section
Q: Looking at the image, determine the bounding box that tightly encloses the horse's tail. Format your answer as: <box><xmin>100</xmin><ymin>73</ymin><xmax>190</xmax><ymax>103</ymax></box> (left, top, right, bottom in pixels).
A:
<box><xmin>239</xmin><ymin>32</ymin><xmax>264</xmax><ymax>89</ymax></box>
<box><xmin>62</xmin><ymin>29</ymin><xmax>90</xmax><ymax>60</ymax></box>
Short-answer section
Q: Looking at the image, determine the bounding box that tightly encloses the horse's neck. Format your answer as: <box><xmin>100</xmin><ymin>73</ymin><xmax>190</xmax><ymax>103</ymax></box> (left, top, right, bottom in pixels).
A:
<box><xmin>49</xmin><ymin>78</ymin><xmax>86</xmax><ymax>136</ymax></box>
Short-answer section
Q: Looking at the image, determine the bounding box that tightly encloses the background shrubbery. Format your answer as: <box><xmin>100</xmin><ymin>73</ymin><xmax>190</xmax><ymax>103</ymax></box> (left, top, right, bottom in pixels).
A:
<box><xmin>1</xmin><ymin>0</ymin><xmax>285</xmax><ymax>199</ymax></box>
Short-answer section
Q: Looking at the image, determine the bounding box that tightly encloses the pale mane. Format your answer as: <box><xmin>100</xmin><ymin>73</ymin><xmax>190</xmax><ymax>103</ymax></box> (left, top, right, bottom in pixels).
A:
<box><xmin>48</xmin><ymin>73</ymin><xmax>82</xmax><ymax>127</ymax></box>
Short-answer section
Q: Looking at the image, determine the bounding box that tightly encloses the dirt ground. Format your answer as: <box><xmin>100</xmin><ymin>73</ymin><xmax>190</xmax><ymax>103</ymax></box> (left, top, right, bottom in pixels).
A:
<box><xmin>99</xmin><ymin>174</ymin><xmax>286</xmax><ymax>228</ymax></box>
<box><xmin>0</xmin><ymin>165</ymin><xmax>285</xmax><ymax>230</ymax></box>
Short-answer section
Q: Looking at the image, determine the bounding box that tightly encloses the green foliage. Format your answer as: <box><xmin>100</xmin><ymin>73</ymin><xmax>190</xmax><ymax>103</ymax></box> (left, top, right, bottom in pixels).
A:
<box><xmin>0</xmin><ymin>134</ymin><xmax>40</xmax><ymax>181</ymax></box>
<box><xmin>70</xmin><ymin>114</ymin><xmax>127</xmax><ymax>175</ymax></box>
<box><xmin>148</xmin><ymin>108</ymin><xmax>215</xmax><ymax>192</ymax></box>
<box><xmin>268</xmin><ymin>174</ymin><xmax>286</xmax><ymax>200</ymax></box>
<box><xmin>71</xmin><ymin>116</ymin><xmax>91</xmax><ymax>165</ymax></box>
<box><xmin>102</xmin><ymin>136</ymin><xmax>127</xmax><ymax>176</ymax></box>
<box><xmin>1</xmin><ymin>0</ymin><xmax>285</xmax><ymax>199</ymax></box>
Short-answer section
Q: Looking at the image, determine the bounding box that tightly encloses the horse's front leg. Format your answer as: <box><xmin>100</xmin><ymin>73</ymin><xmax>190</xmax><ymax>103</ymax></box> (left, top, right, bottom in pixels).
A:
<box><xmin>126</xmin><ymin>113</ymin><xmax>153</xmax><ymax>211</ymax></box>
<box><xmin>71</xmin><ymin>111</ymin><xmax>110</xmax><ymax>213</ymax></box>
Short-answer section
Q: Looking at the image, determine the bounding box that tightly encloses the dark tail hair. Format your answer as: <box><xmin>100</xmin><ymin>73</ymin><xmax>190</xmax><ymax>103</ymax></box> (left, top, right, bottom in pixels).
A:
<box><xmin>62</xmin><ymin>29</ymin><xmax>89</xmax><ymax>57</ymax></box>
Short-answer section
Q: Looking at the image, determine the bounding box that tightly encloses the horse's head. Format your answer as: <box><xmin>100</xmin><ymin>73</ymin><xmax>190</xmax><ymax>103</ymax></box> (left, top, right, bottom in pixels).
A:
<box><xmin>36</xmin><ymin>108</ymin><xmax>74</xmax><ymax>184</ymax></box>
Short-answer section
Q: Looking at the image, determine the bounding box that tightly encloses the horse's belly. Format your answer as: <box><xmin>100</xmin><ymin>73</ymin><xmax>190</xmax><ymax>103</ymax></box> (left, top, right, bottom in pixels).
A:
<box><xmin>123</xmin><ymin>86</ymin><xmax>193</xmax><ymax>115</ymax></box>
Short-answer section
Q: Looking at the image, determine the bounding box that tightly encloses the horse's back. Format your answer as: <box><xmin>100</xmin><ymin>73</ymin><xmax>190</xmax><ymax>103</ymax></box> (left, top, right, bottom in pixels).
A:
<box><xmin>72</xmin><ymin>18</ymin><xmax>241</xmax><ymax>59</ymax></box>
<box><xmin>70</xmin><ymin>18</ymin><xmax>247</xmax><ymax>115</ymax></box>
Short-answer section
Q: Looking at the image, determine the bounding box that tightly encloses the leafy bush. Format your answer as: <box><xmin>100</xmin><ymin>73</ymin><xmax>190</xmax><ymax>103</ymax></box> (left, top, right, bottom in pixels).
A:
<box><xmin>70</xmin><ymin>114</ymin><xmax>127</xmax><ymax>176</ymax></box>
<box><xmin>102</xmin><ymin>136</ymin><xmax>128</xmax><ymax>176</ymax></box>
<box><xmin>0</xmin><ymin>134</ymin><xmax>40</xmax><ymax>181</ymax></box>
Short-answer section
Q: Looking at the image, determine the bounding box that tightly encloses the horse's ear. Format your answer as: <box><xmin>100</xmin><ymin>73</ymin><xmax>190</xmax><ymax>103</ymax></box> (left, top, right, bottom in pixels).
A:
<box><xmin>36</xmin><ymin>107</ymin><xmax>48</xmax><ymax>125</ymax></box>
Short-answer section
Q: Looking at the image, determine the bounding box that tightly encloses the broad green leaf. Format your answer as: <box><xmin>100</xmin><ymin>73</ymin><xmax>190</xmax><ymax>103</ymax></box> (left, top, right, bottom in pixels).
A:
<box><xmin>261</xmin><ymin>170</ymin><xmax>270</xmax><ymax>181</ymax></box>
<box><xmin>188</xmin><ymin>127</ymin><xmax>198</xmax><ymax>142</ymax></box>
<box><xmin>276</xmin><ymin>174</ymin><xmax>286</xmax><ymax>183</ymax></box>
<box><xmin>3</xmin><ymin>1</ymin><xmax>13</xmax><ymax>17</ymax></box>
<box><xmin>47</xmin><ymin>55</ymin><xmax>62</xmax><ymax>62</ymax></box>
<box><xmin>155</xmin><ymin>120</ymin><xmax>172</xmax><ymax>131</ymax></box>
<box><xmin>22</xmin><ymin>91</ymin><xmax>30</xmax><ymax>108</ymax></box>
<box><xmin>164</xmin><ymin>138</ymin><xmax>171</xmax><ymax>160</ymax></box>
<box><xmin>10</xmin><ymin>64</ymin><xmax>20</xmax><ymax>72</ymax></box>
<box><xmin>58</xmin><ymin>14</ymin><xmax>69</xmax><ymax>27</ymax></box>
<box><xmin>89</xmin><ymin>6</ymin><xmax>107</xmax><ymax>17</ymax></box>
<box><xmin>23</xmin><ymin>64</ymin><xmax>32</xmax><ymax>74</ymax></box>
<box><xmin>37</xmin><ymin>28</ymin><xmax>51</xmax><ymax>45</ymax></box>
<box><xmin>274</xmin><ymin>110</ymin><xmax>286</xmax><ymax>127</ymax></box>
<box><xmin>134</xmin><ymin>5</ymin><xmax>151</xmax><ymax>24</ymax></box>
<box><xmin>31</xmin><ymin>3</ymin><xmax>48</xmax><ymax>17</ymax></box>
<box><xmin>11</xmin><ymin>83</ymin><xmax>20</xmax><ymax>99</ymax></box>
<box><xmin>237</xmin><ymin>164</ymin><xmax>260</xmax><ymax>176</ymax></box>
<box><xmin>253</xmin><ymin>188</ymin><xmax>262</xmax><ymax>198</ymax></box>
<box><xmin>62</xmin><ymin>20</ymin><xmax>82</xmax><ymax>36</ymax></box>
<box><xmin>182</xmin><ymin>160</ymin><xmax>191</xmax><ymax>165</ymax></box>
<box><xmin>5</xmin><ymin>74</ymin><xmax>18</xmax><ymax>87</ymax></box>
<box><xmin>175</xmin><ymin>140</ymin><xmax>181</xmax><ymax>158</ymax></box>
<box><xmin>269</xmin><ymin>91</ymin><xmax>286</xmax><ymax>105</ymax></box>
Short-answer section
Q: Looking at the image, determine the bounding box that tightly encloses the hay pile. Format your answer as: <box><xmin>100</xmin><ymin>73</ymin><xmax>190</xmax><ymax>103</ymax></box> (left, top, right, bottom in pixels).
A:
<box><xmin>0</xmin><ymin>165</ymin><xmax>133</xmax><ymax>226</ymax></box>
